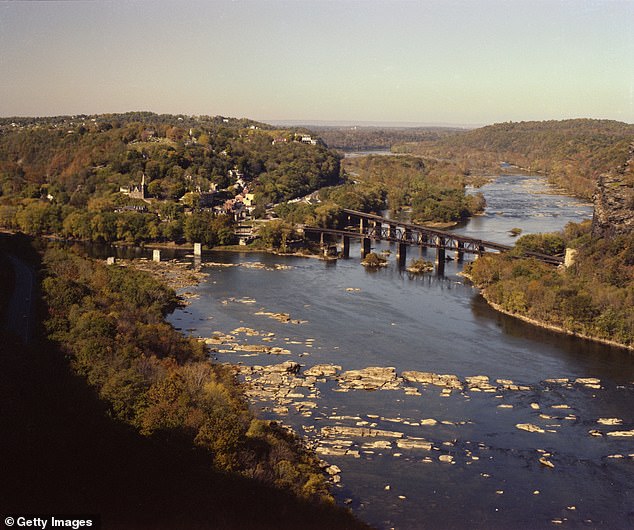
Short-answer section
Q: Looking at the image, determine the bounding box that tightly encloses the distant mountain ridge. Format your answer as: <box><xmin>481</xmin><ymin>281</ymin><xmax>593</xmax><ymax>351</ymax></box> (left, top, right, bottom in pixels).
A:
<box><xmin>395</xmin><ymin>118</ymin><xmax>634</xmax><ymax>198</ymax></box>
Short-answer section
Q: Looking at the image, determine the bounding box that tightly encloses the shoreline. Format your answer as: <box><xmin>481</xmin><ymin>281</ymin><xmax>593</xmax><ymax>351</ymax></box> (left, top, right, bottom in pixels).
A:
<box><xmin>481</xmin><ymin>291</ymin><xmax>634</xmax><ymax>352</ymax></box>
<box><xmin>131</xmin><ymin>251</ymin><xmax>633</xmax><ymax>353</ymax></box>
<box><xmin>460</xmin><ymin>270</ymin><xmax>633</xmax><ymax>352</ymax></box>
<box><xmin>109</xmin><ymin>240</ymin><xmax>326</xmax><ymax>260</ymax></box>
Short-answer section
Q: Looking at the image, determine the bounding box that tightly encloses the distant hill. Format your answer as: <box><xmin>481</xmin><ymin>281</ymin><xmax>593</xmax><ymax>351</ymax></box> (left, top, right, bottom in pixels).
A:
<box><xmin>0</xmin><ymin>112</ymin><xmax>341</xmax><ymax>242</ymax></box>
<box><xmin>305</xmin><ymin>125</ymin><xmax>465</xmax><ymax>152</ymax></box>
<box><xmin>394</xmin><ymin>119</ymin><xmax>634</xmax><ymax>198</ymax></box>
<box><xmin>0</xmin><ymin>112</ymin><xmax>338</xmax><ymax>203</ymax></box>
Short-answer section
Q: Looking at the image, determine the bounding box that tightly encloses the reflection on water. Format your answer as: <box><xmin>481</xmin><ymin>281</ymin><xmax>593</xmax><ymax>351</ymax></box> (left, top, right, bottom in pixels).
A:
<box><xmin>92</xmin><ymin>175</ymin><xmax>633</xmax><ymax>529</ymax></box>
<box><xmin>168</xmin><ymin>242</ymin><xmax>634</xmax><ymax>529</ymax></box>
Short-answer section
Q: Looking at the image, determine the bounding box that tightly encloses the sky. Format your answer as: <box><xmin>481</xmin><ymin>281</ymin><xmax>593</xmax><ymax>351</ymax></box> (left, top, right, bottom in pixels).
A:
<box><xmin>1</xmin><ymin>0</ymin><xmax>633</xmax><ymax>126</ymax></box>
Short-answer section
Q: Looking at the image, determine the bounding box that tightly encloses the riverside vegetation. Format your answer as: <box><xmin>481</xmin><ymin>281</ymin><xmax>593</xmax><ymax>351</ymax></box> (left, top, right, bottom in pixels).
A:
<box><xmin>0</xmin><ymin>236</ymin><xmax>367</xmax><ymax>529</ymax></box>
<box><xmin>41</xmin><ymin>245</ymin><xmax>343</xmax><ymax>500</ymax></box>
<box><xmin>467</xmin><ymin>222</ymin><xmax>634</xmax><ymax>349</ymax></box>
<box><xmin>273</xmin><ymin>154</ymin><xmax>486</xmax><ymax>231</ymax></box>
<box><xmin>393</xmin><ymin>119</ymin><xmax>634</xmax><ymax>199</ymax></box>
<box><xmin>466</xmin><ymin>140</ymin><xmax>634</xmax><ymax>350</ymax></box>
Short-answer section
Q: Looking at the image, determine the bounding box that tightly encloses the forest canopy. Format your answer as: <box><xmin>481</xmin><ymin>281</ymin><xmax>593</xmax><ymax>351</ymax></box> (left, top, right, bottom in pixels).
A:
<box><xmin>0</xmin><ymin>113</ymin><xmax>340</xmax><ymax>243</ymax></box>
<box><xmin>42</xmin><ymin>246</ymin><xmax>335</xmax><ymax>500</ymax></box>
<box><xmin>394</xmin><ymin>119</ymin><xmax>634</xmax><ymax>198</ymax></box>
<box><xmin>467</xmin><ymin>222</ymin><xmax>634</xmax><ymax>348</ymax></box>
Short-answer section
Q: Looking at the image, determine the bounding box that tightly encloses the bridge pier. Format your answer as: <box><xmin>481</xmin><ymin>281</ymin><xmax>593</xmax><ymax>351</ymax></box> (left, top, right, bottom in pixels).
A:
<box><xmin>397</xmin><ymin>243</ymin><xmax>407</xmax><ymax>268</ymax></box>
<box><xmin>341</xmin><ymin>236</ymin><xmax>350</xmax><ymax>258</ymax></box>
<box><xmin>456</xmin><ymin>241</ymin><xmax>464</xmax><ymax>262</ymax></box>
<box><xmin>303</xmin><ymin>210</ymin><xmax>526</xmax><ymax>267</ymax></box>
<box><xmin>436</xmin><ymin>237</ymin><xmax>445</xmax><ymax>264</ymax></box>
<box><xmin>361</xmin><ymin>237</ymin><xmax>371</xmax><ymax>258</ymax></box>
<box><xmin>373</xmin><ymin>221</ymin><xmax>382</xmax><ymax>240</ymax></box>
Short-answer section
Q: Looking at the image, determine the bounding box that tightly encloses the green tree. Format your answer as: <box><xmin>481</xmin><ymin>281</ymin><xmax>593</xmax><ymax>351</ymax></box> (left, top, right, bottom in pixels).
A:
<box><xmin>257</xmin><ymin>220</ymin><xmax>294</xmax><ymax>250</ymax></box>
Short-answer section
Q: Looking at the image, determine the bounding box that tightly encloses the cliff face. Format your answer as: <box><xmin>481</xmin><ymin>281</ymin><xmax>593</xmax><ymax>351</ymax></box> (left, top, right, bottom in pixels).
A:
<box><xmin>591</xmin><ymin>144</ymin><xmax>634</xmax><ymax>238</ymax></box>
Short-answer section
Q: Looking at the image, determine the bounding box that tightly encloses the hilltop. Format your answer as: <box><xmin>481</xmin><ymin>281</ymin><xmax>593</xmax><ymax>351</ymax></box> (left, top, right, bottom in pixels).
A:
<box><xmin>0</xmin><ymin>112</ymin><xmax>340</xmax><ymax>243</ymax></box>
<box><xmin>393</xmin><ymin>119</ymin><xmax>634</xmax><ymax>198</ymax></box>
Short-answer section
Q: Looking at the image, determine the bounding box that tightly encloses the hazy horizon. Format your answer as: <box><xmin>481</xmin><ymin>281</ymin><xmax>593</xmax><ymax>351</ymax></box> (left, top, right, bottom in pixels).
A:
<box><xmin>1</xmin><ymin>0</ymin><xmax>633</xmax><ymax>124</ymax></box>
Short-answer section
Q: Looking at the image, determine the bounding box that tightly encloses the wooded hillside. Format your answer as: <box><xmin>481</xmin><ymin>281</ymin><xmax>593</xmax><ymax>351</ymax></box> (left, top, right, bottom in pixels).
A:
<box><xmin>395</xmin><ymin>119</ymin><xmax>634</xmax><ymax>198</ymax></box>
<box><xmin>0</xmin><ymin>113</ymin><xmax>340</xmax><ymax>243</ymax></box>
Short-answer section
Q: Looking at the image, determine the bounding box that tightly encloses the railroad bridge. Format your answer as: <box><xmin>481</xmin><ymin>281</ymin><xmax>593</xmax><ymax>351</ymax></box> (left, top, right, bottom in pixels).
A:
<box><xmin>300</xmin><ymin>209</ymin><xmax>563</xmax><ymax>267</ymax></box>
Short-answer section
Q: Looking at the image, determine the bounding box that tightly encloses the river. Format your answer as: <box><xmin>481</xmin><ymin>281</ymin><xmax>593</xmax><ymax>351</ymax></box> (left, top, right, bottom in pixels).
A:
<box><xmin>165</xmin><ymin>175</ymin><xmax>634</xmax><ymax>529</ymax></box>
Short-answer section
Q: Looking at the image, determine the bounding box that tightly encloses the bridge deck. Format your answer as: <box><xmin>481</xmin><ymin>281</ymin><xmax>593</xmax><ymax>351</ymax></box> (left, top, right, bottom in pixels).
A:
<box><xmin>302</xmin><ymin>209</ymin><xmax>563</xmax><ymax>265</ymax></box>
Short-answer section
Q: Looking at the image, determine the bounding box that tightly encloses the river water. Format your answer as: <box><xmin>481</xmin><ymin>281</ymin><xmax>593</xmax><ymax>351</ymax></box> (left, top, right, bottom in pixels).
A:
<box><xmin>166</xmin><ymin>175</ymin><xmax>634</xmax><ymax>529</ymax></box>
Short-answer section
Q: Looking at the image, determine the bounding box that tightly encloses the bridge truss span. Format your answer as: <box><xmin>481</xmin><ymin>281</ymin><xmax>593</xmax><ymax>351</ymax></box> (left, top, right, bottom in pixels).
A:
<box><xmin>300</xmin><ymin>208</ymin><xmax>563</xmax><ymax>267</ymax></box>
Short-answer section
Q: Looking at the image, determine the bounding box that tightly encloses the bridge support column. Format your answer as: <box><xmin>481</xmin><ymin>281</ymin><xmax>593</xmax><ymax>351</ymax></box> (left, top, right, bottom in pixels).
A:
<box><xmin>436</xmin><ymin>237</ymin><xmax>445</xmax><ymax>264</ymax></box>
<box><xmin>388</xmin><ymin>224</ymin><xmax>397</xmax><ymax>239</ymax></box>
<box><xmin>342</xmin><ymin>236</ymin><xmax>350</xmax><ymax>258</ymax></box>
<box><xmin>373</xmin><ymin>221</ymin><xmax>382</xmax><ymax>240</ymax></box>
<box><xmin>478</xmin><ymin>244</ymin><xmax>485</xmax><ymax>256</ymax></box>
<box><xmin>361</xmin><ymin>237</ymin><xmax>371</xmax><ymax>258</ymax></box>
<box><xmin>456</xmin><ymin>241</ymin><xmax>464</xmax><ymax>262</ymax></box>
<box><xmin>359</xmin><ymin>218</ymin><xmax>365</xmax><ymax>235</ymax></box>
<box><xmin>397</xmin><ymin>243</ymin><xmax>407</xmax><ymax>268</ymax></box>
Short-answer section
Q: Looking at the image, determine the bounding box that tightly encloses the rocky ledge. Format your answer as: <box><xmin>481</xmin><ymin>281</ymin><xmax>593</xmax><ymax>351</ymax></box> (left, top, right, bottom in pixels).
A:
<box><xmin>592</xmin><ymin>143</ymin><xmax>634</xmax><ymax>238</ymax></box>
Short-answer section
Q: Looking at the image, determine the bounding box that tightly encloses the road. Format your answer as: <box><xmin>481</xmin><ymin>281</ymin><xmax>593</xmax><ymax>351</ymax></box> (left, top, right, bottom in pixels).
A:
<box><xmin>3</xmin><ymin>254</ymin><xmax>35</xmax><ymax>344</ymax></box>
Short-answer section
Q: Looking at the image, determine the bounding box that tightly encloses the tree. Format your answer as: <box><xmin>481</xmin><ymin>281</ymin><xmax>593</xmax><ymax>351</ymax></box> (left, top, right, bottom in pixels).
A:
<box><xmin>513</xmin><ymin>233</ymin><xmax>565</xmax><ymax>256</ymax></box>
<box><xmin>90</xmin><ymin>212</ymin><xmax>118</xmax><ymax>242</ymax></box>
<box><xmin>314</xmin><ymin>202</ymin><xmax>342</xmax><ymax>228</ymax></box>
<box><xmin>257</xmin><ymin>220</ymin><xmax>294</xmax><ymax>250</ymax></box>
<box><xmin>63</xmin><ymin>210</ymin><xmax>92</xmax><ymax>239</ymax></box>
<box><xmin>15</xmin><ymin>201</ymin><xmax>60</xmax><ymax>235</ymax></box>
<box><xmin>184</xmin><ymin>211</ymin><xmax>219</xmax><ymax>247</ymax></box>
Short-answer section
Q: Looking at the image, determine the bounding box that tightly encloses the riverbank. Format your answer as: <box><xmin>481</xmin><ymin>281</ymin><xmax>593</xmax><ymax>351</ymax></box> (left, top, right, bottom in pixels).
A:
<box><xmin>116</xmin><ymin>258</ymin><xmax>209</xmax><ymax>291</ymax></box>
<box><xmin>109</xmin><ymin>254</ymin><xmax>359</xmax><ymax>492</ymax></box>
<box><xmin>461</xmin><ymin>268</ymin><xmax>634</xmax><ymax>353</ymax></box>
<box><xmin>483</xmin><ymin>293</ymin><xmax>634</xmax><ymax>352</ymax></box>
<box><xmin>39</xmin><ymin>246</ymin><xmax>371</xmax><ymax>528</ymax></box>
